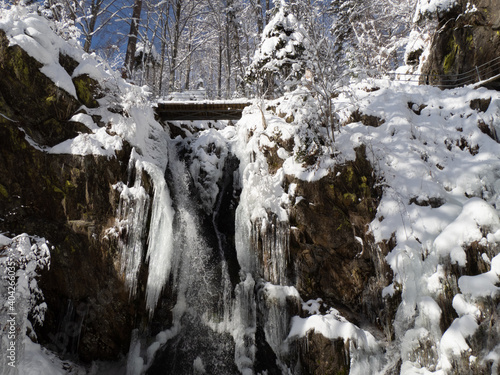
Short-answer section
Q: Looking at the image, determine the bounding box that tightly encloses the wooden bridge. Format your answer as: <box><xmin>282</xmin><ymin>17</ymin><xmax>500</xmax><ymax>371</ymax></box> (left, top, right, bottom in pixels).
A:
<box><xmin>155</xmin><ymin>102</ymin><xmax>251</xmax><ymax>121</ymax></box>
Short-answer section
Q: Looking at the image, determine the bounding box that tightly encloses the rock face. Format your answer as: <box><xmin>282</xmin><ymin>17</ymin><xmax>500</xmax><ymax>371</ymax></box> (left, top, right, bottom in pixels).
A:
<box><xmin>0</xmin><ymin>30</ymin><xmax>89</xmax><ymax>146</ymax></box>
<box><xmin>287</xmin><ymin>146</ymin><xmax>387</xmax><ymax>320</ymax></box>
<box><xmin>420</xmin><ymin>0</ymin><xmax>500</xmax><ymax>88</ymax></box>
<box><xmin>247</xmin><ymin>144</ymin><xmax>396</xmax><ymax>374</ymax></box>
<box><xmin>0</xmin><ymin>30</ymin><xmax>138</xmax><ymax>361</ymax></box>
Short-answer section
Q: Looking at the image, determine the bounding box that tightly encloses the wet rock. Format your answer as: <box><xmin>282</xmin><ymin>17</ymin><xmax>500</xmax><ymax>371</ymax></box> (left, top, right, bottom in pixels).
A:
<box><xmin>288</xmin><ymin>333</ymin><xmax>350</xmax><ymax>375</ymax></box>
<box><xmin>73</xmin><ymin>74</ymin><xmax>101</xmax><ymax>108</ymax></box>
<box><xmin>286</xmin><ymin>147</ymin><xmax>385</xmax><ymax>315</ymax></box>
<box><xmin>478</xmin><ymin>119</ymin><xmax>499</xmax><ymax>141</ymax></box>
<box><xmin>420</xmin><ymin>0</ymin><xmax>500</xmax><ymax>89</ymax></box>
<box><xmin>346</xmin><ymin>110</ymin><xmax>385</xmax><ymax>127</ymax></box>
<box><xmin>408</xmin><ymin>102</ymin><xmax>428</xmax><ymax>115</ymax></box>
<box><xmin>470</xmin><ymin>97</ymin><xmax>492</xmax><ymax>112</ymax></box>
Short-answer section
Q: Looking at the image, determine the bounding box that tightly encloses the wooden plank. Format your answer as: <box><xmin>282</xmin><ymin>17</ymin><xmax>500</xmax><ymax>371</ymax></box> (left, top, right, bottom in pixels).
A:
<box><xmin>155</xmin><ymin>102</ymin><xmax>251</xmax><ymax>121</ymax></box>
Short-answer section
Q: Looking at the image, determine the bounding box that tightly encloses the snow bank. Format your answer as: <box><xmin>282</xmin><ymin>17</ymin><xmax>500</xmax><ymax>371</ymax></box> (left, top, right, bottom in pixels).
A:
<box><xmin>0</xmin><ymin>9</ymin><xmax>77</xmax><ymax>98</ymax></box>
<box><xmin>335</xmin><ymin>78</ymin><xmax>500</xmax><ymax>372</ymax></box>
<box><xmin>17</xmin><ymin>337</ymin><xmax>85</xmax><ymax>375</ymax></box>
<box><xmin>458</xmin><ymin>253</ymin><xmax>500</xmax><ymax>298</ymax></box>
<box><xmin>434</xmin><ymin>198</ymin><xmax>500</xmax><ymax>266</ymax></box>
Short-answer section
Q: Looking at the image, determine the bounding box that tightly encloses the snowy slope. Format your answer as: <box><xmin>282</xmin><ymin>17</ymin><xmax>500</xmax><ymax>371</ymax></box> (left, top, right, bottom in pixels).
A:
<box><xmin>333</xmin><ymin>81</ymin><xmax>500</xmax><ymax>373</ymax></box>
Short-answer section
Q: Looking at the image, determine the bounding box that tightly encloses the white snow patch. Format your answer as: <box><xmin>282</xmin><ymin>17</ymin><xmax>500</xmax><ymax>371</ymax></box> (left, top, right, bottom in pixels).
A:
<box><xmin>287</xmin><ymin>311</ymin><xmax>378</xmax><ymax>351</ymax></box>
<box><xmin>434</xmin><ymin>198</ymin><xmax>500</xmax><ymax>266</ymax></box>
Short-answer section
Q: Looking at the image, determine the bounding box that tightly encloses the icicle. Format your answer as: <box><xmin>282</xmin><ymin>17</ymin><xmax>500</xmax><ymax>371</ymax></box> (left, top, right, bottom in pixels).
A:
<box><xmin>142</xmin><ymin>163</ymin><xmax>175</xmax><ymax>315</ymax></box>
<box><xmin>116</xmin><ymin>158</ymin><xmax>150</xmax><ymax>297</ymax></box>
<box><xmin>260</xmin><ymin>283</ymin><xmax>300</xmax><ymax>360</ymax></box>
<box><xmin>116</xmin><ymin>149</ymin><xmax>176</xmax><ymax>315</ymax></box>
<box><xmin>232</xmin><ymin>274</ymin><xmax>257</xmax><ymax>375</ymax></box>
<box><xmin>257</xmin><ymin>218</ymin><xmax>290</xmax><ymax>286</ymax></box>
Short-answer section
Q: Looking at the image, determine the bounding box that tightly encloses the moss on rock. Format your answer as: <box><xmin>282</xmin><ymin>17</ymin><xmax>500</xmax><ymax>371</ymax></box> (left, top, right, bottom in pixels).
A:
<box><xmin>73</xmin><ymin>74</ymin><xmax>100</xmax><ymax>108</ymax></box>
<box><xmin>0</xmin><ymin>30</ymin><xmax>92</xmax><ymax>146</ymax></box>
<box><xmin>421</xmin><ymin>0</ymin><xmax>500</xmax><ymax>88</ymax></box>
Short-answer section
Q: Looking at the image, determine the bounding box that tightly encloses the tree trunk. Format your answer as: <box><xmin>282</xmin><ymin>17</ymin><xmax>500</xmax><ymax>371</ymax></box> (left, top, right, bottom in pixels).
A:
<box><xmin>225</xmin><ymin>0</ymin><xmax>232</xmax><ymax>98</ymax></box>
<box><xmin>266</xmin><ymin>0</ymin><xmax>271</xmax><ymax>24</ymax></box>
<box><xmin>218</xmin><ymin>35</ymin><xmax>223</xmax><ymax>98</ymax></box>
<box><xmin>123</xmin><ymin>0</ymin><xmax>143</xmax><ymax>79</ymax></box>
<box><xmin>168</xmin><ymin>0</ymin><xmax>183</xmax><ymax>91</ymax></box>
<box><xmin>83</xmin><ymin>0</ymin><xmax>99</xmax><ymax>52</ymax></box>
<box><xmin>158</xmin><ymin>9</ymin><xmax>168</xmax><ymax>96</ymax></box>
<box><xmin>184</xmin><ymin>42</ymin><xmax>192</xmax><ymax>90</ymax></box>
<box><xmin>256</xmin><ymin>0</ymin><xmax>263</xmax><ymax>35</ymax></box>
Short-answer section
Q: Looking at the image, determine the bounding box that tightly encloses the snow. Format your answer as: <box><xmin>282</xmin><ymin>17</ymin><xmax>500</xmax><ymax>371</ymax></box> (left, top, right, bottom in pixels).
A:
<box><xmin>68</xmin><ymin>113</ymin><xmax>99</xmax><ymax>131</ymax></box>
<box><xmin>49</xmin><ymin>128</ymin><xmax>123</xmax><ymax>157</ymax></box>
<box><xmin>457</xmin><ymin>253</ymin><xmax>500</xmax><ymax>298</ymax></box>
<box><xmin>18</xmin><ymin>338</ymin><xmax>76</xmax><ymax>375</ymax></box>
<box><xmin>302</xmin><ymin>299</ymin><xmax>323</xmax><ymax>315</ymax></box>
<box><xmin>415</xmin><ymin>0</ymin><xmax>458</xmax><ymax>20</ymax></box>
<box><xmin>0</xmin><ymin>11</ymin><xmax>78</xmax><ymax>98</ymax></box>
<box><xmin>3</xmin><ymin>3</ymin><xmax>500</xmax><ymax>374</ymax></box>
<box><xmin>287</xmin><ymin>311</ymin><xmax>379</xmax><ymax>351</ymax></box>
<box><xmin>452</xmin><ymin>294</ymin><xmax>480</xmax><ymax>317</ymax></box>
<box><xmin>332</xmin><ymin>79</ymin><xmax>500</xmax><ymax>373</ymax></box>
<box><xmin>433</xmin><ymin>198</ymin><xmax>500</xmax><ymax>266</ymax></box>
<box><xmin>440</xmin><ymin>315</ymin><xmax>478</xmax><ymax>363</ymax></box>
<box><xmin>187</xmin><ymin>128</ymin><xmax>230</xmax><ymax>212</ymax></box>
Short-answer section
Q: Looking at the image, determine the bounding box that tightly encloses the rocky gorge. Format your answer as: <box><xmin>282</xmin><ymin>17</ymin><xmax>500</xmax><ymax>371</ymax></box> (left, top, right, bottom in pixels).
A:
<box><xmin>1</xmin><ymin>1</ymin><xmax>500</xmax><ymax>374</ymax></box>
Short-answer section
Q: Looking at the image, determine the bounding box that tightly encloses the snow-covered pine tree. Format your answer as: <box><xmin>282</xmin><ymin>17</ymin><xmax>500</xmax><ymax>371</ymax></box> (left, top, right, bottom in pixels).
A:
<box><xmin>245</xmin><ymin>0</ymin><xmax>310</xmax><ymax>98</ymax></box>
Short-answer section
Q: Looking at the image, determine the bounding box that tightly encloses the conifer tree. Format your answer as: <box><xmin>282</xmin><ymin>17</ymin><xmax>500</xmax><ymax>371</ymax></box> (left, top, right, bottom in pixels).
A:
<box><xmin>245</xmin><ymin>0</ymin><xmax>309</xmax><ymax>98</ymax></box>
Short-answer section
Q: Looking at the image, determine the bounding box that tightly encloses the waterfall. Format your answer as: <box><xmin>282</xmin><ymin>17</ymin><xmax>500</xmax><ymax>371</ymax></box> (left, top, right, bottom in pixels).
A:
<box><xmin>118</xmin><ymin>123</ymin><xmax>297</xmax><ymax>374</ymax></box>
<box><xmin>121</xmin><ymin>141</ymin><xmax>241</xmax><ymax>375</ymax></box>
<box><xmin>231</xmin><ymin>274</ymin><xmax>257</xmax><ymax>375</ymax></box>
<box><xmin>115</xmin><ymin>148</ymin><xmax>175</xmax><ymax>314</ymax></box>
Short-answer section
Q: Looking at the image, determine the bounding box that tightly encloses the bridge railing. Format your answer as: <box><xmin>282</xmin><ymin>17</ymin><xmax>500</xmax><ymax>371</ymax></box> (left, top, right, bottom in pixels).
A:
<box><xmin>389</xmin><ymin>55</ymin><xmax>500</xmax><ymax>88</ymax></box>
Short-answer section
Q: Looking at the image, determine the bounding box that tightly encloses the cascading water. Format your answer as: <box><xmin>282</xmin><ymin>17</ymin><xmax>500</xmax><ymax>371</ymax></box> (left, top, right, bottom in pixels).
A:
<box><xmin>119</xmin><ymin>115</ymin><xmax>367</xmax><ymax>374</ymax></box>
<box><xmin>117</xmin><ymin>139</ymin><xmax>244</xmax><ymax>374</ymax></box>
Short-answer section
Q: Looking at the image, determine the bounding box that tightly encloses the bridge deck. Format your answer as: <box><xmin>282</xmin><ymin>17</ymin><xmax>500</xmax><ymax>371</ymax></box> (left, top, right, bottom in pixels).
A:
<box><xmin>156</xmin><ymin>102</ymin><xmax>251</xmax><ymax>121</ymax></box>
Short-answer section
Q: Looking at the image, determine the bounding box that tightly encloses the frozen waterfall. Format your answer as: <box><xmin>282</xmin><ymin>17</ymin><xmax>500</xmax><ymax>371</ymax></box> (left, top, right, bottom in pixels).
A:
<box><xmin>115</xmin><ymin>148</ymin><xmax>175</xmax><ymax>314</ymax></box>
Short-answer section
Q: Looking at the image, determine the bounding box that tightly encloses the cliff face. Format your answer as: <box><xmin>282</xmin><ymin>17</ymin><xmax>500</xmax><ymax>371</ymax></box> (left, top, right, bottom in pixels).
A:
<box><xmin>420</xmin><ymin>0</ymin><xmax>500</xmax><ymax>87</ymax></box>
<box><xmin>0</xmin><ymin>28</ymin><xmax>139</xmax><ymax>361</ymax></box>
